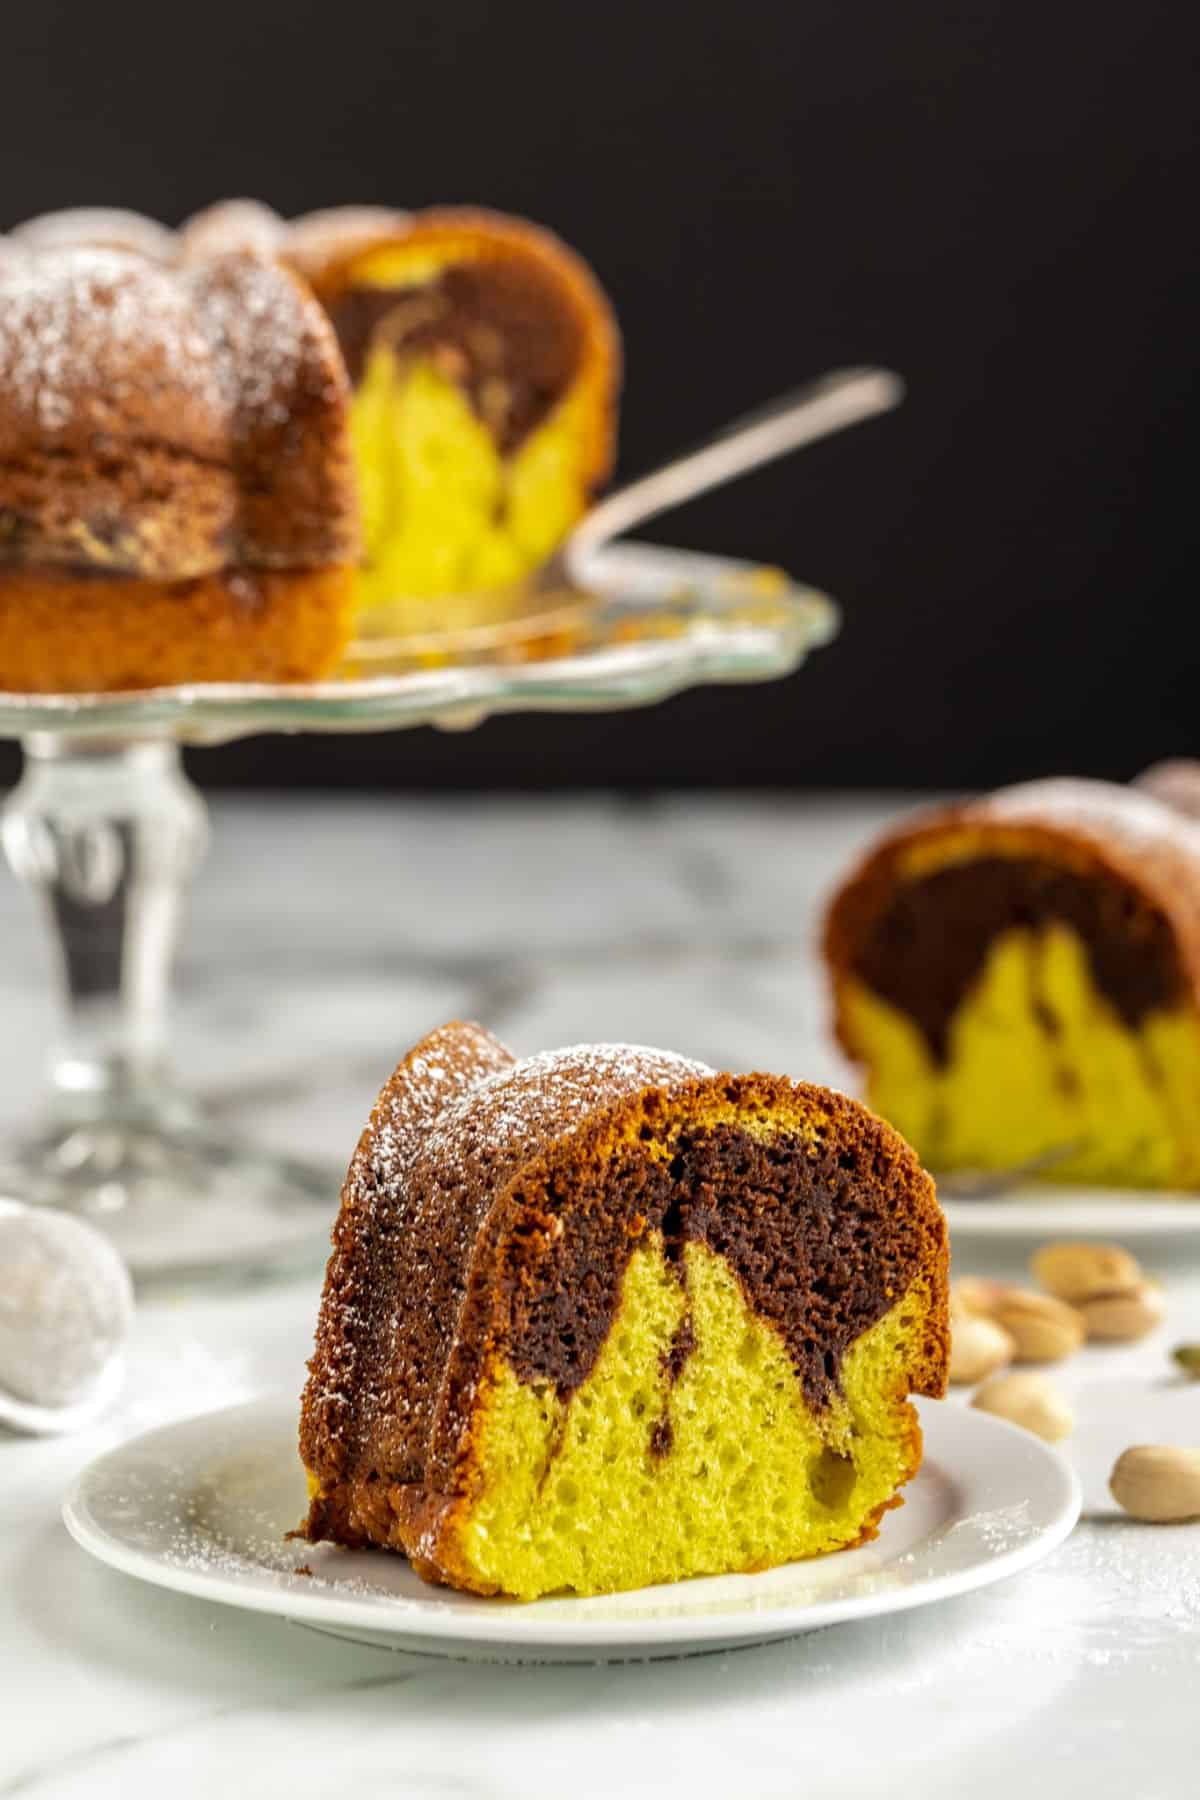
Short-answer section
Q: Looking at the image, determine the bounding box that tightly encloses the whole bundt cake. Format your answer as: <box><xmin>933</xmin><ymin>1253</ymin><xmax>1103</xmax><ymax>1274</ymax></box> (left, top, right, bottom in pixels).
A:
<box><xmin>298</xmin><ymin>1021</ymin><xmax>948</xmax><ymax>1601</ymax></box>
<box><xmin>7</xmin><ymin>199</ymin><xmax>619</xmax><ymax>655</ymax></box>
<box><xmin>0</xmin><ymin>243</ymin><xmax>360</xmax><ymax>693</ymax></box>
<box><xmin>825</xmin><ymin>777</ymin><xmax>1200</xmax><ymax>1189</ymax></box>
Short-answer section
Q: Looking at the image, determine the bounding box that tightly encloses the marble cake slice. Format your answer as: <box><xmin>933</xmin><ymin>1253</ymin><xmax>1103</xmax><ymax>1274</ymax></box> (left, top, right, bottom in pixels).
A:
<box><xmin>299</xmin><ymin>1021</ymin><xmax>948</xmax><ymax>1600</ymax></box>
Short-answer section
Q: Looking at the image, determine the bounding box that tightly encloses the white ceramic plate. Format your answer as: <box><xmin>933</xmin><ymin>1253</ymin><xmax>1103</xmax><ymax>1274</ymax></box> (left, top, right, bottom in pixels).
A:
<box><xmin>63</xmin><ymin>1394</ymin><xmax>1079</xmax><ymax>1663</ymax></box>
<box><xmin>941</xmin><ymin>1184</ymin><xmax>1200</xmax><ymax>1241</ymax></box>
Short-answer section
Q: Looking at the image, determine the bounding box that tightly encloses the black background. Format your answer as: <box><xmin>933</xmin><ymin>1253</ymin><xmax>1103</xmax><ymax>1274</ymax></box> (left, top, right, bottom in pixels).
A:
<box><xmin>3</xmin><ymin>0</ymin><xmax>1197</xmax><ymax>789</ymax></box>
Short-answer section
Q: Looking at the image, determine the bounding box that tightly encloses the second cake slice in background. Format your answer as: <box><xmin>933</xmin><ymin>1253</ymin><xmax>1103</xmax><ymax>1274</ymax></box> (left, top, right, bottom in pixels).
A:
<box><xmin>824</xmin><ymin>777</ymin><xmax>1200</xmax><ymax>1189</ymax></box>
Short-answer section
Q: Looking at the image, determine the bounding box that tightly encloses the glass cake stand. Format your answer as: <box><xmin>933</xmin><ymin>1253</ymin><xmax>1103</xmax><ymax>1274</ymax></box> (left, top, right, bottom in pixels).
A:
<box><xmin>0</xmin><ymin>541</ymin><xmax>837</xmax><ymax>1285</ymax></box>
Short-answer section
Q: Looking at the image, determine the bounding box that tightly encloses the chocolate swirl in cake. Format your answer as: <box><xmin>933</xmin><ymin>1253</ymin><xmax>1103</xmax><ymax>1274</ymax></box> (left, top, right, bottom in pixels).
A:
<box><xmin>853</xmin><ymin>855</ymin><xmax>1183</xmax><ymax>1064</ymax></box>
<box><xmin>827</xmin><ymin>778</ymin><xmax>1200</xmax><ymax>1066</ymax></box>
<box><xmin>326</xmin><ymin>258</ymin><xmax>587</xmax><ymax>455</ymax></box>
<box><xmin>301</xmin><ymin>1024</ymin><xmax>945</xmax><ymax>1529</ymax></box>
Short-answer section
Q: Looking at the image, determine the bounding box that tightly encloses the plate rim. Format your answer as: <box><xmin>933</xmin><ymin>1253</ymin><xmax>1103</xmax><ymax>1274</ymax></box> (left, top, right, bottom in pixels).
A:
<box><xmin>62</xmin><ymin>1393</ymin><xmax>1081</xmax><ymax>1652</ymax></box>
<box><xmin>941</xmin><ymin>1183</ymin><xmax>1200</xmax><ymax>1238</ymax></box>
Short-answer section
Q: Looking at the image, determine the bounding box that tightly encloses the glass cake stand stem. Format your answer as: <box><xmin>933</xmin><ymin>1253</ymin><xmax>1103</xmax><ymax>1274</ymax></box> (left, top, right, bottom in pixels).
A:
<box><xmin>0</xmin><ymin>736</ymin><xmax>337</xmax><ymax>1286</ymax></box>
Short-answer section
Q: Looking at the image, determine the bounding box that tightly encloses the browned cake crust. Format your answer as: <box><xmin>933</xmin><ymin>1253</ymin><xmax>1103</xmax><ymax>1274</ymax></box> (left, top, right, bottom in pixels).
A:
<box><xmin>0</xmin><ymin>566</ymin><xmax>355</xmax><ymax>692</ymax></box>
<box><xmin>299</xmin><ymin>1022</ymin><xmax>948</xmax><ymax>1578</ymax></box>
<box><xmin>824</xmin><ymin>778</ymin><xmax>1200</xmax><ymax>1065</ymax></box>
<box><xmin>9</xmin><ymin>207</ymin><xmax>178</xmax><ymax>261</ymax></box>
<box><xmin>0</xmin><ymin>246</ymin><xmax>358</xmax><ymax>578</ymax></box>
<box><xmin>0</xmin><ymin>243</ymin><xmax>360</xmax><ymax>692</ymax></box>
<box><xmin>300</xmin><ymin>1021</ymin><xmax>515</xmax><ymax>1553</ymax></box>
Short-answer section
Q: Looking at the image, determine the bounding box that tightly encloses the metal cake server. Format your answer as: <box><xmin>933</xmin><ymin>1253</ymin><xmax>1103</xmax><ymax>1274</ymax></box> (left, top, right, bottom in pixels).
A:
<box><xmin>555</xmin><ymin>364</ymin><xmax>905</xmax><ymax>590</ymax></box>
<box><xmin>348</xmin><ymin>365</ymin><xmax>902</xmax><ymax>655</ymax></box>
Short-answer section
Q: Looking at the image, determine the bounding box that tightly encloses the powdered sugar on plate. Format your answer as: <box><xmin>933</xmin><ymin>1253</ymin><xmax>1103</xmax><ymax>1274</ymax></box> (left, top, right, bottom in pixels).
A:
<box><xmin>62</xmin><ymin>1395</ymin><xmax>1081</xmax><ymax>1660</ymax></box>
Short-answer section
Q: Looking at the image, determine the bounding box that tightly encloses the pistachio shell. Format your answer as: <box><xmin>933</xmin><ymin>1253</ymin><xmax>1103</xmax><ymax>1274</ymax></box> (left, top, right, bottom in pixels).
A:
<box><xmin>991</xmin><ymin>1289</ymin><xmax>1085</xmax><ymax>1363</ymax></box>
<box><xmin>1081</xmin><ymin>1283</ymin><xmax>1167</xmax><ymax>1343</ymax></box>
<box><xmin>971</xmin><ymin>1372</ymin><xmax>1074</xmax><ymax>1442</ymax></box>
<box><xmin>1109</xmin><ymin>1446</ymin><xmax>1200</xmax><ymax>1522</ymax></box>
<box><xmin>1030</xmin><ymin>1241</ymin><xmax>1142</xmax><ymax>1304</ymax></box>
<box><xmin>948</xmin><ymin>1312</ymin><xmax>1016</xmax><ymax>1385</ymax></box>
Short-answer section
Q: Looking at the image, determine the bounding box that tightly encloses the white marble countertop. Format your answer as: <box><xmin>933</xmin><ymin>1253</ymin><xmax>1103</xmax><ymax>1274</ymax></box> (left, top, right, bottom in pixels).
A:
<box><xmin>1</xmin><ymin>793</ymin><xmax>1198</xmax><ymax>1799</ymax></box>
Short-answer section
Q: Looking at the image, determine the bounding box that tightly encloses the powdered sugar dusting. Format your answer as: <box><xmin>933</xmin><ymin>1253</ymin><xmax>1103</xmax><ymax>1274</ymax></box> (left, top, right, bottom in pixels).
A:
<box><xmin>302</xmin><ymin>1030</ymin><xmax>712</xmax><ymax>1462</ymax></box>
<box><xmin>285</xmin><ymin>204</ymin><xmax>408</xmax><ymax>278</ymax></box>
<box><xmin>177</xmin><ymin>197</ymin><xmax>288</xmax><ymax>262</ymax></box>
<box><xmin>356</xmin><ymin>1031</ymin><xmax>514</xmax><ymax>1218</ymax></box>
<box><xmin>976</xmin><ymin>777</ymin><xmax>1200</xmax><ymax>860</ymax></box>
<box><xmin>302</xmin><ymin>1024</ymin><xmax>515</xmax><ymax>1439</ymax></box>
<box><xmin>187</xmin><ymin>253</ymin><xmax>336</xmax><ymax>433</ymax></box>
<box><xmin>0</xmin><ymin>246</ymin><xmax>223</xmax><ymax>441</ymax></box>
<box><xmin>420</xmin><ymin>1041</ymin><xmax>712</xmax><ymax>1187</ymax></box>
<box><xmin>8</xmin><ymin>199</ymin><xmax>408</xmax><ymax>281</ymax></box>
<box><xmin>10</xmin><ymin>206</ymin><xmax>177</xmax><ymax>261</ymax></box>
<box><xmin>0</xmin><ymin>239</ymin><xmax>356</xmax><ymax>573</ymax></box>
<box><xmin>943</xmin><ymin>1499</ymin><xmax>1033</xmax><ymax>1554</ymax></box>
<box><xmin>0</xmin><ymin>244</ymin><xmax>334</xmax><ymax>446</ymax></box>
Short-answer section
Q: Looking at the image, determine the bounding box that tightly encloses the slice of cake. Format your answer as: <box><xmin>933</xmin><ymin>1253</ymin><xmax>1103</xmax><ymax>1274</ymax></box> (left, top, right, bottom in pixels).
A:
<box><xmin>298</xmin><ymin>1021</ymin><xmax>948</xmax><ymax>1600</ymax></box>
<box><xmin>825</xmin><ymin>778</ymin><xmax>1200</xmax><ymax>1188</ymax></box>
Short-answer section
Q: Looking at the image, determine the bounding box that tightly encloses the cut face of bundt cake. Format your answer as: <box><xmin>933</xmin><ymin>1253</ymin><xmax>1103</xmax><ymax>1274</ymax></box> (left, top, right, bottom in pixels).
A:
<box><xmin>309</xmin><ymin>210</ymin><xmax>619</xmax><ymax>617</ymax></box>
<box><xmin>0</xmin><ymin>243</ymin><xmax>360</xmax><ymax>692</ymax></box>
<box><xmin>299</xmin><ymin>1022</ymin><xmax>948</xmax><ymax>1601</ymax></box>
<box><xmin>825</xmin><ymin>779</ymin><xmax>1200</xmax><ymax>1188</ymax></box>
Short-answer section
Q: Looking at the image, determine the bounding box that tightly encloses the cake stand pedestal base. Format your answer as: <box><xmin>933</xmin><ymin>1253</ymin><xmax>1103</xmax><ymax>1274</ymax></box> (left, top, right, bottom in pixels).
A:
<box><xmin>0</xmin><ymin>737</ymin><xmax>337</xmax><ymax>1286</ymax></box>
<box><xmin>0</xmin><ymin>1107</ymin><xmax>337</xmax><ymax>1287</ymax></box>
<box><xmin>0</xmin><ymin>541</ymin><xmax>841</xmax><ymax>1284</ymax></box>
